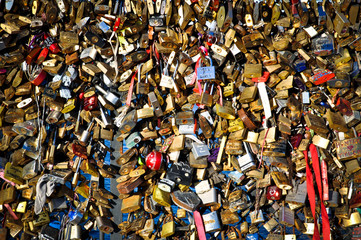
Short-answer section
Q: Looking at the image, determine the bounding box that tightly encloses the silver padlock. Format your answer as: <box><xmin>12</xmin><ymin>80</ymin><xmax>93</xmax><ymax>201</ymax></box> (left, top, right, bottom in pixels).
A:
<box><xmin>203</xmin><ymin>211</ymin><xmax>221</xmax><ymax>233</ymax></box>
<box><xmin>179</xmin><ymin>124</ymin><xmax>195</xmax><ymax>134</ymax></box>
<box><xmin>64</xmin><ymin>225</ymin><xmax>81</xmax><ymax>240</ymax></box>
<box><xmin>191</xmin><ymin>142</ymin><xmax>210</xmax><ymax>159</ymax></box>
<box><xmin>148</xmin><ymin>91</ymin><xmax>163</xmax><ymax>117</ymax></box>
<box><xmin>95</xmin><ymin>84</ymin><xmax>120</xmax><ymax>106</ymax></box>
<box><xmin>99</xmin><ymin>105</ymin><xmax>113</xmax><ymax>128</ymax></box>
<box><xmin>237</xmin><ymin>142</ymin><xmax>256</xmax><ymax>172</ymax></box>
<box><xmin>197</xmin><ymin>181</ymin><xmax>217</xmax><ymax>206</ymax></box>
<box><xmin>279</xmin><ymin>206</ymin><xmax>295</xmax><ymax>226</ymax></box>
<box><xmin>158</xmin><ymin>178</ymin><xmax>176</xmax><ymax>192</ymax></box>
<box><xmin>250</xmin><ymin>209</ymin><xmax>265</xmax><ymax>224</ymax></box>
<box><xmin>80</xmin><ymin>47</ymin><xmax>97</xmax><ymax>63</ymax></box>
<box><xmin>80</xmin><ymin>119</ymin><xmax>95</xmax><ymax>144</ymax></box>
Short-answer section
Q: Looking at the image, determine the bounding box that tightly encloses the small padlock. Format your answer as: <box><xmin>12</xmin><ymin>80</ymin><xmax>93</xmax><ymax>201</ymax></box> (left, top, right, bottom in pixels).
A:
<box><xmin>161</xmin><ymin>214</ymin><xmax>175</xmax><ymax>237</ymax></box>
<box><xmin>136</xmin><ymin>64</ymin><xmax>150</xmax><ymax>94</ymax></box>
<box><xmin>200</xmin><ymin>82</ymin><xmax>214</xmax><ymax>107</ymax></box>
<box><xmin>96</xmin><ymin>216</ymin><xmax>114</xmax><ymax>234</ymax></box>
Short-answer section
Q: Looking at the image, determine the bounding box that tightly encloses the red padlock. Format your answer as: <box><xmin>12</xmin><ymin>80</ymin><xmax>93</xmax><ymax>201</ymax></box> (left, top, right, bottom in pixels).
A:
<box><xmin>252</xmin><ymin>71</ymin><xmax>270</xmax><ymax>83</ymax></box>
<box><xmin>212</xmin><ymin>0</ymin><xmax>219</xmax><ymax>11</ymax></box>
<box><xmin>36</xmin><ymin>47</ymin><xmax>49</xmax><ymax>65</ymax></box>
<box><xmin>30</xmin><ymin>69</ymin><xmax>47</xmax><ymax>86</ymax></box>
<box><xmin>83</xmin><ymin>95</ymin><xmax>98</xmax><ymax>111</ymax></box>
<box><xmin>44</xmin><ymin>33</ymin><xmax>61</xmax><ymax>54</ymax></box>
<box><xmin>266</xmin><ymin>186</ymin><xmax>282</xmax><ymax>200</ymax></box>
<box><xmin>146</xmin><ymin>151</ymin><xmax>163</xmax><ymax>170</ymax></box>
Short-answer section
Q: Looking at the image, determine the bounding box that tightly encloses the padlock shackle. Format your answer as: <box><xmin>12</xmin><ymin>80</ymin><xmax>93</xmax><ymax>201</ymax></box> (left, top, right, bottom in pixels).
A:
<box><xmin>95</xmin><ymin>84</ymin><xmax>108</xmax><ymax>95</ymax></box>
<box><xmin>138</xmin><ymin>63</ymin><xmax>144</xmax><ymax>82</ymax></box>
<box><xmin>172</xmin><ymin>60</ymin><xmax>179</xmax><ymax>79</ymax></box>
<box><xmin>199</xmin><ymin>56</ymin><xmax>213</xmax><ymax>67</ymax></box>
<box><xmin>210</xmin><ymin>83</ymin><xmax>214</xmax><ymax>94</ymax></box>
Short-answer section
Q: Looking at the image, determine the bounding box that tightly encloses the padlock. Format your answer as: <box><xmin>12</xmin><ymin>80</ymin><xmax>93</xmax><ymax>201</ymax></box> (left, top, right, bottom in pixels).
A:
<box><xmin>285</xmin><ymin>181</ymin><xmax>307</xmax><ymax>205</ymax></box>
<box><xmin>166</xmin><ymin>161</ymin><xmax>193</xmax><ymax>186</ymax></box>
<box><xmin>148</xmin><ymin>91</ymin><xmax>163</xmax><ymax>117</ymax></box>
<box><xmin>161</xmin><ymin>214</ymin><xmax>175</xmax><ymax>237</ymax></box>
<box><xmin>203</xmin><ymin>211</ymin><xmax>221</xmax><ymax>233</ymax></box>
<box><xmin>121</xmin><ymin>195</ymin><xmax>142</xmax><ymax>213</ymax></box>
<box><xmin>189</xmin><ymin>151</ymin><xmax>208</xmax><ymax>168</ymax></box>
<box><xmin>83</xmin><ymin>95</ymin><xmax>98</xmax><ymax>111</ymax></box>
<box><xmin>200</xmin><ymin>82</ymin><xmax>214</xmax><ymax>107</ymax></box>
<box><xmin>250</xmin><ymin>209</ymin><xmax>265</xmax><ymax>224</ymax></box>
<box><xmin>96</xmin><ymin>216</ymin><xmax>114</xmax><ymax>234</ymax></box>
<box><xmin>225</xmin><ymin>140</ymin><xmax>243</xmax><ymax>155</ymax></box>
<box><xmin>279</xmin><ymin>205</ymin><xmax>295</xmax><ymax>226</ymax></box>
<box><xmin>80</xmin><ymin>119</ymin><xmax>95</xmax><ymax>144</ymax></box>
<box><xmin>343</xmin><ymin>211</ymin><xmax>361</xmax><ymax>227</ymax></box>
<box><xmin>221</xmin><ymin>209</ymin><xmax>240</xmax><ymax>225</ymax></box>
<box><xmin>39</xmin><ymin>225</ymin><xmax>60</xmax><ymax>240</ymax></box>
<box><xmin>191</xmin><ymin>142</ymin><xmax>210</xmax><ymax>160</ymax></box>
<box><xmin>196</xmin><ymin>179</ymin><xmax>218</xmax><ymax>206</ymax></box>
<box><xmin>264</xmin><ymin>218</ymin><xmax>278</xmax><ymax>232</ymax></box>
<box><xmin>95</xmin><ymin>84</ymin><xmax>120</xmax><ymax>106</ymax></box>
<box><xmin>136</xmin><ymin>64</ymin><xmax>150</xmax><ymax>95</ymax></box>
<box><xmin>139</xmin><ymin>218</ymin><xmax>154</xmax><ymax>238</ymax></box>
<box><xmin>216</xmin><ymin>101</ymin><xmax>235</xmax><ymax>120</ymax></box>
<box><xmin>171</xmin><ymin>190</ymin><xmax>201</xmax><ymax>212</ymax></box>
<box><xmin>175</xmin><ymin>111</ymin><xmax>194</xmax><ymax>125</ymax></box>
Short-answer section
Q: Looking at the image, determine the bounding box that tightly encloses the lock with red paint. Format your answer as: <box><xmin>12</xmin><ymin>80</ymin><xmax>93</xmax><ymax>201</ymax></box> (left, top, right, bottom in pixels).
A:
<box><xmin>266</xmin><ymin>186</ymin><xmax>282</xmax><ymax>200</ymax></box>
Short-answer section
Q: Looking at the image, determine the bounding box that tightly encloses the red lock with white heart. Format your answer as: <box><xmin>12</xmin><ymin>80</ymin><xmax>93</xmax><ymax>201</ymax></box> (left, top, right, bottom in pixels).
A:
<box><xmin>266</xmin><ymin>186</ymin><xmax>282</xmax><ymax>200</ymax></box>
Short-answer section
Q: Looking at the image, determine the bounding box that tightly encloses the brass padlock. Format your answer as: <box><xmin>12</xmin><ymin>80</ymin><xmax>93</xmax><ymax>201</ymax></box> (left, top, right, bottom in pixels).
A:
<box><xmin>243</xmin><ymin>64</ymin><xmax>262</xmax><ymax>78</ymax></box>
<box><xmin>343</xmin><ymin>211</ymin><xmax>361</xmax><ymax>227</ymax></box>
<box><xmin>239</xmin><ymin>86</ymin><xmax>257</xmax><ymax>104</ymax></box>
<box><xmin>153</xmin><ymin>185</ymin><xmax>171</xmax><ymax>207</ymax></box>
<box><xmin>216</xmin><ymin>101</ymin><xmax>235</xmax><ymax>120</ymax></box>
<box><xmin>121</xmin><ymin>195</ymin><xmax>142</xmax><ymax>213</ymax></box>
<box><xmin>136</xmin><ymin>65</ymin><xmax>150</xmax><ymax>95</ymax></box>
<box><xmin>200</xmin><ymin>82</ymin><xmax>214</xmax><ymax>107</ymax></box>
<box><xmin>161</xmin><ymin>214</ymin><xmax>175</xmax><ymax>237</ymax></box>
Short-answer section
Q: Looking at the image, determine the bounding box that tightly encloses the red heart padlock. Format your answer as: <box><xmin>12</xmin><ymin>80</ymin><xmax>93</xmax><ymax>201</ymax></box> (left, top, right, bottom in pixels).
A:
<box><xmin>266</xmin><ymin>186</ymin><xmax>282</xmax><ymax>200</ymax></box>
<box><xmin>83</xmin><ymin>95</ymin><xmax>98</xmax><ymax>111</ymax></box>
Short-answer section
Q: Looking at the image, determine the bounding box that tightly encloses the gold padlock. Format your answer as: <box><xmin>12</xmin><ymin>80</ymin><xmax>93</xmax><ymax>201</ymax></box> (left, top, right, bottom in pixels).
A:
<box><xmin>343</xmin><ymin>211</ymin><xmax>361</xmax><ymax>227</ymax></box>
<box><xmin>121</xmin><ymin>195</ymin><xmax>142</xmax><ymax>214</ymax></box>
<box><xmin>228</xmin><ymin>118</ymin><xmax>244</xmax><ymax>132</ymax></box>
<box><xmin>161</xmin><ymin>214</ymin><xmax>175</xmax><ymax>237</ymax></box>
<box><xmin>216</xmin><ymin>101</ymin><xmax>235</xmax><ymax>120</ymax></box>
<box><xmin>153</xmin><ymin>185</ymin><xmax>171</xmax><ymax>207</ymax></box>
<box><xmin>239</xmin><ymin>86</ymin><xmax>257</xmax><ymax>104</ymax></box>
